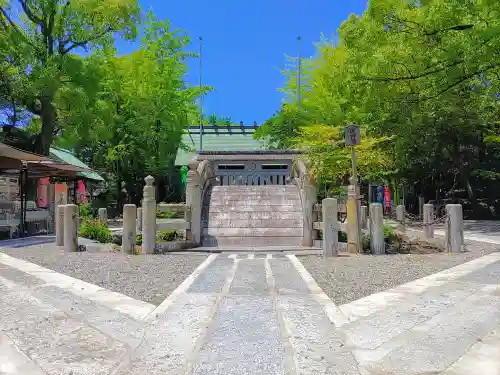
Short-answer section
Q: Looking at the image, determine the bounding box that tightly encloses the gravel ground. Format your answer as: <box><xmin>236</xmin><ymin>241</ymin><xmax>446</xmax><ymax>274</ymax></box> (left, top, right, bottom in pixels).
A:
<box><xmin>0</xmin><ymin>243</ymin><xmax>208</xmax><ymax>305</ymax></box>
<box><xmin>299</xmin><ymin>239</ymin><xmax>500</xmax><ymax>306</ymax></box>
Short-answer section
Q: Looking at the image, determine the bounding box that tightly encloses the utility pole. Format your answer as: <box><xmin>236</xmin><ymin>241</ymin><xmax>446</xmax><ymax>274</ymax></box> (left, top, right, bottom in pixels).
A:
<box><xmin>297</xmin><ymin>36</ymin><xmax>302</xmax><ymax>107</ymax></box>
<box><xmin>199</xmin><ymin>36</ymin><xmax>204</xmax><ymax>152</ymax></box>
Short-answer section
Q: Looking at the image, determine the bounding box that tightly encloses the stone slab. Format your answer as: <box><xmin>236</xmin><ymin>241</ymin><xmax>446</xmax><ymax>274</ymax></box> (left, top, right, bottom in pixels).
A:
<box><xmin>0</xmin><ymin>263</ymin><xmax>46</xmax><ymax>287</ymax></box>
<box><xmin>269</xmin><ymin>257</ymin><xmax>310</xmax><ymax>294</ymax></box>
<box><xmin>187</xmin><ymin>256</ymin><xmax>234</xmax><ymax>293</ymax></box>
<box><xmin>115</xmin><ymin>293</ymin><xmax>218</xmax><ymax>375</ymax></box>
<box><xmin>342</xmin><ymin>280</ymin><xmax>484</xmax><ymax>350</ymax></box>
<box><xmin>459</xmin><ymin>260</ymin><xmax>500</xmax><ymax>285</ymax></box>
<box><xmin>191</xmin><ymin>295</ymin><xmax>286</xmax><ymax>375</ymax></box>
<box><xmin>278</xmin><ymin>295</ymin><xmax>361</xmax><ymax>375</ymax></box>
<box><xmin>370</xmin><ymin>292</ymin><xmax>500</xmax><ymax>375</ymax></box>
<box><xmin>201</xmin><ymin>236</ymin><xmax>303</xmax><ymax>247</ymax></box>
<box><xmin>203</xmin><ymin>218</ymin><xmax>303</xmax><ymax>228</ymax></box>
<box><xmin>229</xmin><ymin>258</ymin><xmax>269</xmax><ymax>295</ymax></box>
<box><xmin>0</xmin><ymin>331</ymin><xmax>45</xmax><ymax>375</ymax></box>
<box><xmin>203</xmin><ymin>227</ymin><xmax>303</xmax><ymax>237</ymax></box>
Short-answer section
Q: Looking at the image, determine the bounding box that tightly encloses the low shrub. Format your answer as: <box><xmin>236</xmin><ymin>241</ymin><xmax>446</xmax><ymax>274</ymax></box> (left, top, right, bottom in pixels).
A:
<box><xmin>156</xmin><ymin>211</ymin><xmax>181</xmax><ymax>219</ymax></box>
<box><xmin>383</xmin><ymin>223</ymin><xmax>396</xmax><ymax>241</ymax></box>
<box><xmin>78</xmin><ymin>219</ymin><xmax>112</xmax><ymax>243</ymax></box>
<box><xmin>78</xmin><ymin>203</ymin><xmax>92</xmax><ymax>219</ymax></box>
<box><xmin>157</xmin><ymin>229</ymin><xmax>180</xmax><ymax>242</ymax></box>
<box><xmin>338</xmin><ymin>231</ymin><xmax>347</xmax><ymax>242</ymax></box>
<box><xmin>136</xmin><ymin>234</ymin><xmax>142</xmax><ymax>245</ymax></box>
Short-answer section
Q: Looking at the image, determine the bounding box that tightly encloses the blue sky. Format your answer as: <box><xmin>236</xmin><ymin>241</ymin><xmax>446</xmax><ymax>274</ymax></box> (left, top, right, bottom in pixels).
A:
<box><xmin>116</xmin><ymin>0</ymin><xmax>368</xmax><ymax>125</ymax></box>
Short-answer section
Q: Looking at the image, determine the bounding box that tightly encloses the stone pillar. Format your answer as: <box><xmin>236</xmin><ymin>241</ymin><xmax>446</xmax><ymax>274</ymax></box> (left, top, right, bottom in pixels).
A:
<box><xmin>63</xmin><ymin>204</ymin><xmax>78</xmax><ymax>252</ymax></box>
<box><xmin>418</xmin><ymin>196</ymin><xmax>425</xmax><ymax>217</ymax></box>
<box><xmin>322</xmin><ymin>198</ymin><xmax>338</xmax><ymax>257</ymax></box>
<box><xmin>142</xmin><ymin>175</ymin><xmax>157</xmax><ymax>254</ymax></box>
<box><xmin>423</xmin><ymin>203</ymin><xmax>434</xmax><ymax>239</ymax></box>
<box><xmin>445</xmin><ymin>204</ymin><xmax>464</xmax><ymax>253</ymax></box>
<box><xmin>98</xmin><ymin>208</ymin><xmax>107</xmax><ymax>223</ymax></box>
<box><xmin>360</xmin><ymin>205</ymin><xmax>368</xmax><ymax>230</ymax></box>
<box><xmin>55</xmin><ymin>204</ymin><xmax>65</xmax><ymax>246</ymax></box>
<box><xmin>186</xmin><ymin>161</ymin><xmax>202</xmax><ymax>244</ymax></box>
<box><xmin>347</xmin><ymin>179</ymin><xmax>361</xmax><ymax>253</ymax></box>
<box><xmin>302</xmin><ymin>179</ymin><xmax>317</xmax><ymax>247</ymax></box>
<box><xmin>369</xmin><ymin>203</ymin><xmax>385</xmax><ymax>254</ymax></box>
<box><xmin>396</xmin><ymin>204</ymin><xmax>405</xmax><ymax>232</ymax></box>
<box><xmin>122</xmin><ymin>204</ymin><xmax>137</xmax><ymax>254</ymax></box>
<box><xmin>136</xmin><ymin>207</ymin><xmax>142</xmax><ymax>232</ymax></box>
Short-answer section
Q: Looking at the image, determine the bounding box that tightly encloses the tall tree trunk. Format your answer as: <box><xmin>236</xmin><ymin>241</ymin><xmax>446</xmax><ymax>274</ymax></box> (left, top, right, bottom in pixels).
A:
<box><xmin>36</xmin><ymin>97</ymin><xmax>57</xmax><ymax>155</ymax></box>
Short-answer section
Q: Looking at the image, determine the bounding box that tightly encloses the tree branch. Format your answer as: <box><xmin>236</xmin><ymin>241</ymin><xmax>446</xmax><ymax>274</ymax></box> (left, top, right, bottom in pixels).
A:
<box><xmin>62</xmin><ymin>27</ymin><xmax>113</xmax><ymax>54</ymax></box>
<box><xmin>18</xmin><ymin>0</ymin><xmax>43</xmax><ymax>26</ymax></box>
<box><xmin>361</xmin><ymin>60</ymin><xmax>464</xmax><ymax>82</ymax></box>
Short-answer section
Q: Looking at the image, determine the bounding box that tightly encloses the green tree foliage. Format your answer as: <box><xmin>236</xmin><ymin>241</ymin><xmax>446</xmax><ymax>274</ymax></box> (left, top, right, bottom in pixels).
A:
<box><xmin>0</xmin><ymin>0</ymin><xmax>140</xmax><ymax>154</ymax></box>
<box><xmin>261</xmin><ymin>0</ymin><xmax>500</xmax><ymax>214</ymax></box>
<box><xmin>56</xmin><ymin>13</ymin><xmax>197</xmax><ymax>205</ymax></box>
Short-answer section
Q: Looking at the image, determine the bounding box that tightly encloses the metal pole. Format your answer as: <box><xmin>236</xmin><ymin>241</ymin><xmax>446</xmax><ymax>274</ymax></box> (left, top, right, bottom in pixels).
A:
<box><xmin>199</xmin><ymin>36</ymin><xmax>203</xmax><ymax>152</ymax></box>
<box><xmin>297</xmin><ymin>36</ymin><xmax>302</xmax><ymax>107</ymax></box>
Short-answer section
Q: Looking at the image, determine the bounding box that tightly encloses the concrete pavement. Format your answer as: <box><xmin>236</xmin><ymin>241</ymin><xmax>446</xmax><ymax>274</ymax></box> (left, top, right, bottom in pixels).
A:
<box><xmin>0</xmin><ymin>251</ymin><xmax>500</xmax><ymax>374</ymax></box>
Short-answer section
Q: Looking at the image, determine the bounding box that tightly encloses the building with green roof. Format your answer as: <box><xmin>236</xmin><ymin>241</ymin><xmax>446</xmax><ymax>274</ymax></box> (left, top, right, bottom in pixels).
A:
<box><xmin>175</xmin><ymin>125</ymin><xmax>266</xmax><ymax>166</ymax></box>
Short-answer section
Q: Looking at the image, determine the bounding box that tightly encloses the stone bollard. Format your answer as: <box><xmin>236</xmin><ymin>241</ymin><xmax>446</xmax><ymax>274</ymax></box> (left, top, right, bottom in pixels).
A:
<box><xmin>418</xmin><ymin>196</ymin><xmax>425</xmax><ymax>218</ymax></box>
<box><xmin>63</xmin><ymin>204</ymin><xmax>78</xmax><ymax>252</ymax></box>
<box><xmin>56</xmin><ymin>205</ymin><xmax>65</xmax><ymax>246</ymax></box>
<box><xmin>445</xmin><ymin>204</ymin><xmax>464</xmax><ymax>253</ymax></box>
<box><xmin>142</xmin><ymin>175</ymin><xmax>157</xmax><ymax>254</ymax></box>
<box><xmin>360</xmin><ymin>205</ymin><xmax>368</xmax><ymax>230</ymax></box>
<box><xmin>347</xmin><ymin>179</ymin><xmax>361</xmax><ymax>253</ymax></box>
<box><xmin>369</xmin><ymin>203</ymin><xmax>385</xmax><ymax>254</ymax></box>
<box><xmin>396</xmin><ymin>204</ymin><xmax>405</xmax><ymax>232</ymax></box>
<box><xmin>136</xmin><ymin>207</ymin><xmax>142</xmax><ymax>232</ymax></box>
<box><xmin>98</xmin><ymin>208</ymin><xmax>107</xmax><ymax>223</ymax></box>
<box><xmin>322</xmin><ymin>198</ymin><xmax>338</xmax><ymax>257</ymax></box>
<box><xmin>122</xmin><ymin>204</ymin><xmax>137</xmax><ymax>254</ymax></box>
<box><xmin>423</xmin><ymin>203</ymin><xmax>434</xmax><ymax>239</ymax></box>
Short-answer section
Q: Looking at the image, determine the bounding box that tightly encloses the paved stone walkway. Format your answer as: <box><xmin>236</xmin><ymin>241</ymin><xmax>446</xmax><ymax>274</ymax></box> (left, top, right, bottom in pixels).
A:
<box><xmin>1</xmin><ymin>251</ymin><xmax>500</xmax><ymax>374</ymax></box>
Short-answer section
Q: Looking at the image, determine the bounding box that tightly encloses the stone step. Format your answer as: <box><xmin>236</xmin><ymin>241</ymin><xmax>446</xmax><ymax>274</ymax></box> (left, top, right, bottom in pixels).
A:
<box><xmin>201</xmin><ymin>236</ymin><xmax>303</xmax><ymax>247</ymax></box>
<box><xmin>205</xmin><ymin>211</ymin><xmax>303</xmax><ymax>221</ymax></box>
<box><xmin>203</xmin><ymin>227</ymin><xmax>302</xmax><ymax>237</ymax></box>
<box><xmin>207</xmin><ymin>199</ymin><xmax>301</xmax><ymax>207</ymax></box>
<box><xmin>206</xmin><ymin>191</ymin><xmax>300</xmax><ymax>198</ymax></box>
<box><xmin>203</xmin><ymin>205</ymin><xmax>302</xmax><ymax>213</ymax></box>
<box><xmin>203</xmin><ymin>218</ymin><xmax>303</xmax><ymax>228</ymax></box>
<box><xmin>211</xmin><ymin>186</ymin><xmax>297</xmax><ymax>193</ymax></box>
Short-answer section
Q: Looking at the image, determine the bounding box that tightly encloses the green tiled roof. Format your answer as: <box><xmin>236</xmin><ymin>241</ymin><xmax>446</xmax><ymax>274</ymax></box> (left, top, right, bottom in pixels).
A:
<box><xmin>175</xmin><ymin>127</ymin><xmax>266</xmax><ymax>166</ymax></box>
<box><xmin>49</xmin><ymin>147</ymin><xmax>105</xmax><ymax>182</ymax></box>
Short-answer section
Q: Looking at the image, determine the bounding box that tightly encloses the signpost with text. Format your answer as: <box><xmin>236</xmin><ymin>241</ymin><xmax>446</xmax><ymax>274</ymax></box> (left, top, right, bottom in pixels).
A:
<box><xmin>345</xmin><ymin>124</ymin><xmax>361</xmax><ymax>253</ymax></box>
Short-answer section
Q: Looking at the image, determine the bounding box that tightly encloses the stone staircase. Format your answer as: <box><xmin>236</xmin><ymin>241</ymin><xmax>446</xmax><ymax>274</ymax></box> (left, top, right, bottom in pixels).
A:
<box><xmin>201</xmin><ymin>185</ymin><xmax>304</xmax><ymax>248</ymax></box>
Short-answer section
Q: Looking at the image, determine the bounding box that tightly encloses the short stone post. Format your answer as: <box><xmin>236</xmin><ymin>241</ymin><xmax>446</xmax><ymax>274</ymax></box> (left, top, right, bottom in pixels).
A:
<box><xmin>136</xmin><ymin>207</ymin><xmax>142</xmax><ymax>232</ymax></box>
<box><xmin>423</xmin><ymin>203</ymin><xmax>434</xmax><ymax>239</ymax></box>
<box><xmin>63</xmin><ymin>204</ymin><xmax>78</xmax><ymax>252</ymax></box>
<box><xmin>55</xmin><ymin>204</ymin><xmax>65</xmax><ymax>246</ymax></box>
<box><xmin>186</xmin><ymin>161</ymin><xmax>202</xmax><ymax>244</ymax></box>
<box><xmin>369</xmin><ymin>203</ymin><xmax>385</xmax><ymax>254</ymax></box>
<box><xmin>98</xmin><ymin>208</ymin><xmax>107</xmax><ymax>223</ymax></box>
<box><xmin>418</xmin><ymin>196</ymin><xmax>425</xmax><ymax>218</ymax></box>
<box><xmin>445</xmin><ymin>204</ymin><xmax>464</xmax><ymax>253</ymax></box>
<box><xmin>360</xmin><ymin>205</ymin><xmax>368</xmax><ymax>230</ymax></box>
<box><xmin>302</xmin><ymin>177</ymin><xmax>317</xmax><ymax>247</ymax></box>
<box><xmin>122</xmin><ymin>204</ymin><xmax>137</xmax><ymax>254</ymax></box>
<box><xmin>396</xmin><ymin>204</ymin><xmax>405</xmax><ymax>232</ymax></box>
<box><xmin>142</xmin><ymin>175</ymin><xmax>157</xmax><ymax>254</ymax></box>
<box><xmin>347</xmin><ymin>178</ymin><xmax>361</xmax><ymax>253</ymax></box>
<box><xmin>322</xmin><ymin>198</ymin><xmax>338</xmax><ymax>257</ymax></box>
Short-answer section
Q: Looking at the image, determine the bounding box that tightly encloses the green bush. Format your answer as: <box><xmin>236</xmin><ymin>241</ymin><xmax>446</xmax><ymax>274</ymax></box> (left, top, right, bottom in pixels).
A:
<box><xmin>136</xmin><ymin>234</ymin><xmax>142</xmax><ymax>245</ymax></box>
<box><xmin>156</xmin><ymin>211</ymin><xmax>181</xmax><ymax>219</ymax></box>
<box><xmin>78</xmin><ymin>219</ymin><xmax>112</xmax><ymax>243</ymax></box>
<box><xmin>362</xmin><ymin>234</ymin><xmax>371</xmax><ymax>253</ymax></box>
<box><xmin>78</xmin><ymin>203</ymin><xmax>92</xmax><ymax>219</ymax></box>
<box><xmin>157</xmin><ymin>230</ymin><xmax>180</xmax><ymax>242</ymax></box>
<box><xmin>383</xmin><ymin>224</ymin><xmax>395</xmax><ymax>241</ymax></box>
<box><xmin>338</xmin><ymin>231</ymin><xmax>348</xmax><ymax>242</ymax></box>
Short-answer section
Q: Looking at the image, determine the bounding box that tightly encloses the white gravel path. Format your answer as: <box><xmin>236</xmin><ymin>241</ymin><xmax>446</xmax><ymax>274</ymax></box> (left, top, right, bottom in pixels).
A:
<box><xmin>299</xmin><ymin>240</ymin><xmax>500</xmax><ymax>305</ymax></box>
<box><xmin>0</xmin><ymin>243</ymin><xmax>208</xmax><ymax>305</ymax></box>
